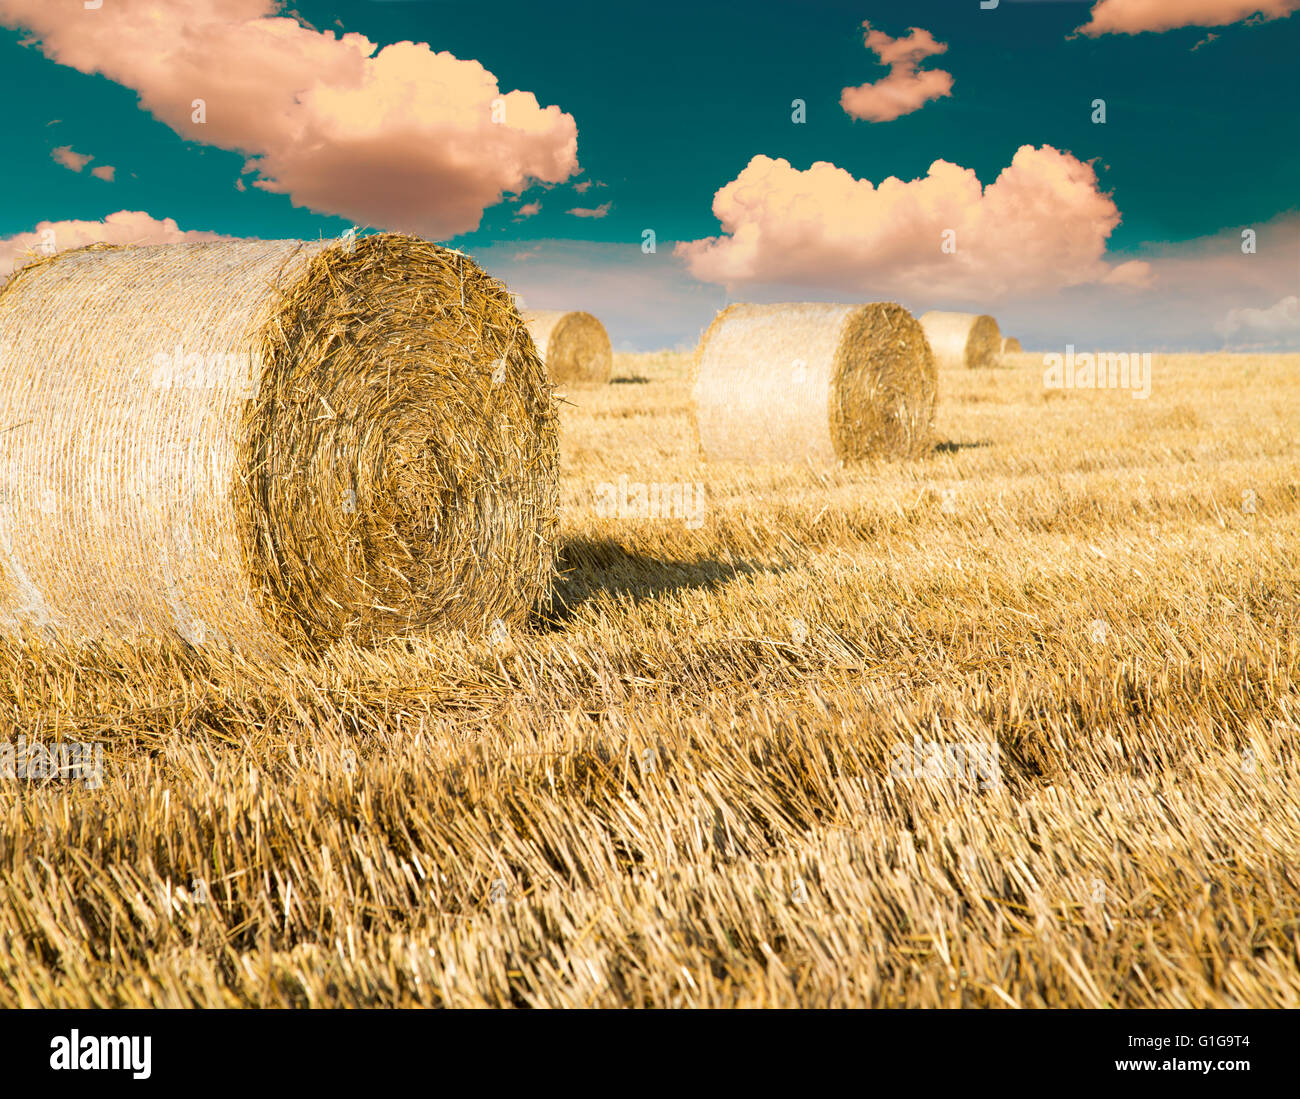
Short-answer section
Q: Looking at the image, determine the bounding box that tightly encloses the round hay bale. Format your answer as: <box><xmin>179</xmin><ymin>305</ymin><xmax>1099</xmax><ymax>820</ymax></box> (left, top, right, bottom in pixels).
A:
<box><xmin>919</xmin><ymin>311</ymin><xmax>1001</xmax><ymax>369</ymax></box>
<box><xmin>521</xmin><ymin>309</ymin><xmax>612</xmax><ymax>385</ymax></box>
<box><xmin>1001</xmin><ymin>336</ymin><xmax>1022</xmax><ymax>354</ymax></box>
<box><xmin>691</xmin><ymin>302</ymin><xmax>937</xmax><ymax>465</ymax></box>
<box><xmin>0</xmin><ymin>234</ymin><xmax>559</xmax><ymax>655</ymax></box>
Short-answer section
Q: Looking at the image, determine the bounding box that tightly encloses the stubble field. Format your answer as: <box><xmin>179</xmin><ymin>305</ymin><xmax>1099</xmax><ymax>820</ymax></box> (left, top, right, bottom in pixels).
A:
<box><xmin>1</xmin><ymin>349</ymin><xmax>1297</xmax><ymax>1007</ymax></box>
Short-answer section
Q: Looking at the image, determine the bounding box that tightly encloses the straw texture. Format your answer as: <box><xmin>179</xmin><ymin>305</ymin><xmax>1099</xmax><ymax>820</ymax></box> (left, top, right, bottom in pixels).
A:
<box><xmin>691</xmin><ymin>302</ymin><xmax>937</xmax><ymax>465</ymax></box>
<box><xmin>522</xmin><ymin>310</ymin><xmax>612</xmax><ymax>385</ymax></box>
<box><xmin>1002</xmin><ymin>337</ymin><xmax>1022</xmax><ymax>353</ymax></box>
<box><xmin>920</xmin><ymin>311</ymin><xmax>1001</xmax><ymax>370</ymax></box>
<box><xmin>0</xmin><ymin>234</ymin><xmax>559</xmax><ymax>655</ymax></box>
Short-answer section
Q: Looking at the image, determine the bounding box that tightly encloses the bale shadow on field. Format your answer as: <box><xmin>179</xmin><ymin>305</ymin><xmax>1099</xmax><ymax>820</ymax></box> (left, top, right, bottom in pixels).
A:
<box><xmin>933</xmin><ymin>439</ymin><xmax>993</xmax><ymax>454</ymax></box>
<box><xmin>610</xmin><ymin>375</ymin><xmax>651</xmax><ymax>385</ymax></box>
<box><xmin>541</xmin><ymin>537</ymin><xmax>767</xmax><ymax>628</ymax></box>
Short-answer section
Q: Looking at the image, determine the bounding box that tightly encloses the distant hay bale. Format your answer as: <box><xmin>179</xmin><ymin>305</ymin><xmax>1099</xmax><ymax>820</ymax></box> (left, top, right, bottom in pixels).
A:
<box><xmin>920</xmin><ymin>311</ymin><xmax>1001</xmax><ymax>369</ymax></box>
<box><xmin>0</xmin><ymin>234</ymin><xmax>559</xmax><ymax>655</ymax></box>
<box><xmin>691</xmin><ymin>302</ymin><xmax>937</xmax><ymax>465</ymax></box>
<box><xmin>521</xmin><ymin>309</ymin><xmax>612</xmax><ymax>385</ymax></box>
<box><xmin>1002</xmin><ymin>337</ymin><xmax>1022</xmax><ymax>353</ymax></box>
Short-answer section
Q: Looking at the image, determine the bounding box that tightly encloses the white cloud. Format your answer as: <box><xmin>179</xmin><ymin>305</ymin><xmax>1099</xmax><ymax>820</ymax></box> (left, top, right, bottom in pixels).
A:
<box><xmin>0</xmin><ymin>211</ymin><xmax>230</xmax><ymax>279</ymax></box>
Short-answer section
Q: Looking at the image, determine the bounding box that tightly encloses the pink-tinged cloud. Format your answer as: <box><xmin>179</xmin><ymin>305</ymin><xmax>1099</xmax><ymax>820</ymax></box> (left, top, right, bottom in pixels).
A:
<box><xmin>676</xmin><ymin>146</ymin><xmax>1136</xmax><ymax>301</ymax></box>
<box><xmin>0</xmin><ymin>0</ymin><xmax>579</xmax><ymax>238</ymax></box>
<box><xmin>91</xmin><ymin>164</ymin><xmax>116</xmax><ymax>182</ymax></box>
<box><xmin>51</xmin><ymin>145</ymin><xmax>91</xmax><ymax>172</ymax></box>
<box><xmin>0</xmin><ymin>211</ymin><xmax>231</xmax><ymax>279</ymax></box>
<box><xmin>1078</xmin><ymin>0</ymin><xmax>1300</xmax><ymax>35</ymax></box>
<box><xmin>514</xmin><ymin>200</ymin><xmax>542</xmax><ymax>219</ymax></box>
<box><xmin>840</xmin><ymin>23</ymin><xmax>953</xmax><ymax>123</ymax></box>
<box><xmin>569</xmin><ymin>202</ymin><xmax>612</xmax><ymax>219</ymax></box>
<box><xmin>573</xmin><ymin>180</ymin><xmax>593</xmax><ymax>193</ymax></box>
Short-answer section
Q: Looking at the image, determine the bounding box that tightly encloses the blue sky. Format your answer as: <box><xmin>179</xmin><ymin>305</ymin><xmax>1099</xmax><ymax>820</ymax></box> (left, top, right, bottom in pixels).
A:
<box><xmin>1</xmin><ymin>0</ymin><xmax>1298</xmax><ymax>350</ymax></box>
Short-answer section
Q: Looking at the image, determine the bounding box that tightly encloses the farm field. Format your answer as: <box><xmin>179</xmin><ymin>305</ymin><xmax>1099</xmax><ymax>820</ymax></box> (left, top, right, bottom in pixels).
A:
<box><xmin>1</xmin><ymin>349</ymin><xmax>1297</xmax><ymax>1008</ymax></box>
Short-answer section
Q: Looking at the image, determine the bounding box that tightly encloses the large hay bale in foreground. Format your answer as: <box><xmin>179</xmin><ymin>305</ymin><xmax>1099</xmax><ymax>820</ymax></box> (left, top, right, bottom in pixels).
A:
<box><xmin>0</xmin><ymin>235</ymin><xmax>558</xmax><ymax>655</ymax></box>
<box><xmin>521</xmin><ymin>309</ymin><xmax>612</xmax><ymax>385</ymax></box>
<box><xmin>920</xmin><ymin>311</ymin><xmax>1001</xmax><ymax>369</ymax></box>
<box><xmin>691</xmin><ymin>302</ymin><xmax>937</xmax><ymax>465</ymax></box>
<box><xmin>1002</xmin><ymin>337</ymin><xmax>1022</xmax><ymax>353</ymax></box>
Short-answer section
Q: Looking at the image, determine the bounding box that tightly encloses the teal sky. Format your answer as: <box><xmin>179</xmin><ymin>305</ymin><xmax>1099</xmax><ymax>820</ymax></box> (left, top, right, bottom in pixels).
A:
<box><xmin>2</xmin><ymin>0</ymin><xmax>1298</xmax><ymax>349</ymax></box>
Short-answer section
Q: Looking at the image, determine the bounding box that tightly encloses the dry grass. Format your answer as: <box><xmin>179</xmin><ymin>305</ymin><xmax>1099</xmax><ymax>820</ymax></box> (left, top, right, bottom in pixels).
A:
<box><xmin>0</xmin><ymin>349</ymin><xmax>1298</xmax><ymax>1007</ymax></box>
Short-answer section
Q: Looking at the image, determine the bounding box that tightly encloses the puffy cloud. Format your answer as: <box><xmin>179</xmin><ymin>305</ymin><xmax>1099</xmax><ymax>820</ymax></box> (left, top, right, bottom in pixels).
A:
<box><xmin>1102</xmin><ymin>259</ymin><xmax>1155</xmax><ymax>287</ymax></box>
<box><xmin>573</xmin><ymin>180</ymin><xmax>593</xmax><ymax>193</ymax></box>
<box><xmin>840</xmin><ymin>23</ymin><xmax>953</xmax><ymax>123</ymax></box>
<box><xmin>91</xmin><ymin>165</ymin><xmax>116</xmax><ymax>182</ymax></box>
<box><xmin>569</xmin><ymin>202</ymin><xmax>612</xmax><ymax>219</ymax></box>
<box><xmin>514</xmin><ymin>200</ymin><xmax>542</xmax><ymax>220</ymax></box>
<box><xmin>0</xmin><ymin>0</ymin><xmax>578</xmax><ymax>238</ymax></box>
<box><xmin>51</xmin><ymin>145</ymin><xmax>91</xmax><ymax>172</ymax></box>
<box><xmin>0</xmin><ymin>211</ymin><xmax>230</xmax><ymax>279</ymax></box>
<box><xmin>676</xmin><ymin>145</ymin><xmax>1135</xmax><ymax>301</ymax></box>
<box><xmin>1216</xmin><ymin>295</ymin><xmax>1300</xmax><ymax>345</ymax></box>
<box><xmin>1078</xmin><ymin>0</ymin><xmax>1300</xmax><ymax>35</ymax></box>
